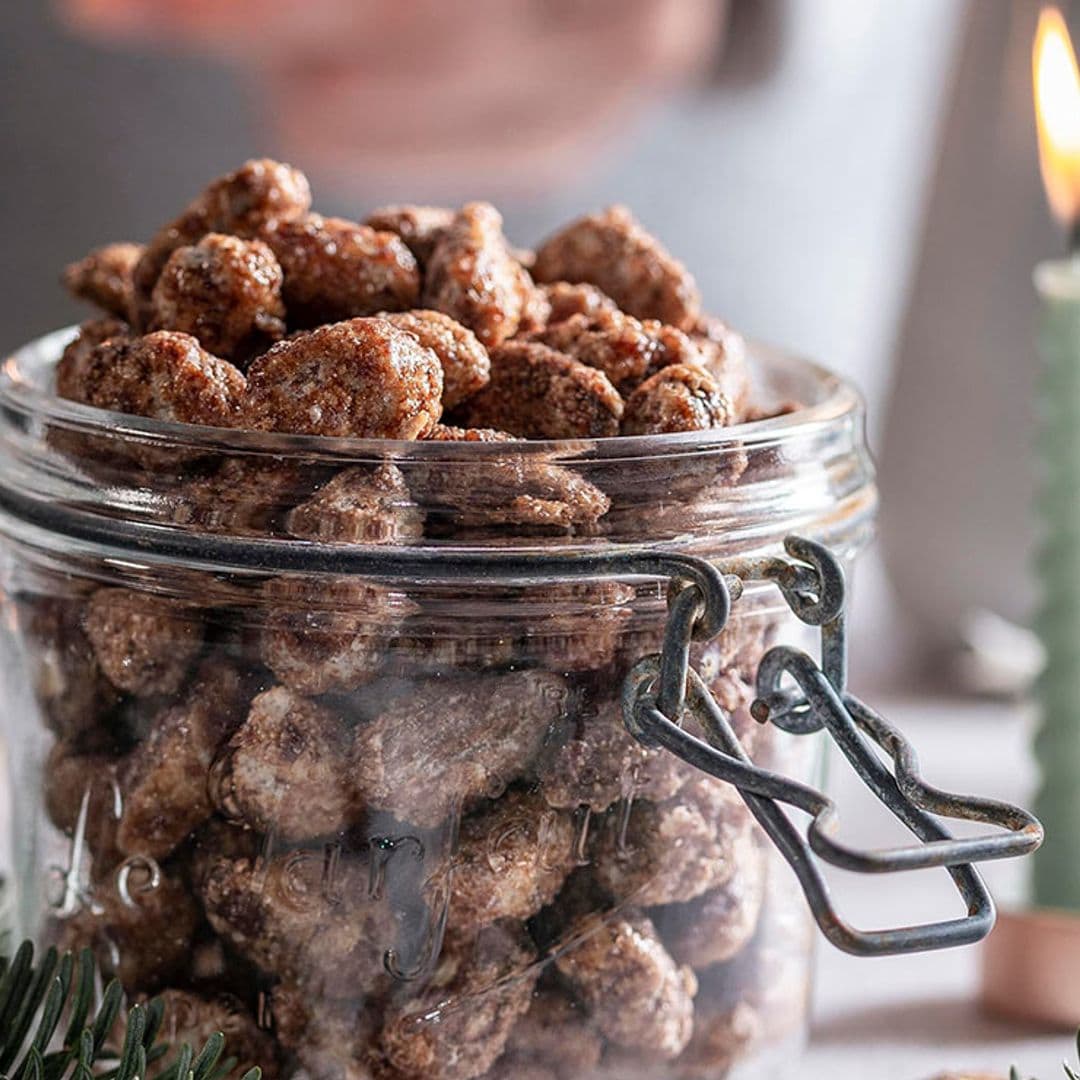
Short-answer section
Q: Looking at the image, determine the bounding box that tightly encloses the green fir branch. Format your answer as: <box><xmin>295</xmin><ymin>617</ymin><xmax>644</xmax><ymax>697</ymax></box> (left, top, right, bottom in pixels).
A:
<box><xmin>0</xmin><ymin>941</ymin><xmax>261</xmax><ymax>1080</ymax></box>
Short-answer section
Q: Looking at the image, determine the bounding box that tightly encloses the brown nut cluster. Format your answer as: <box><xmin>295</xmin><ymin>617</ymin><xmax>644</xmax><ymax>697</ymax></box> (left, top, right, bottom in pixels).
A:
<box><xmin>149</xmin><ymin>233</ymin><xmax>286</xmax><ymax>362</ymax></box>
<box><xmin>533</xmin><ymin>205</ymin><xmax>702</xmax><ymax>330</ymax></box>
<box><xmin>555</xmin><ymin>910</ymin><xmax>697</xmax><ymax>1059</ymax></box>
<box><xmin>265</xmin><ymin>214</ymin><xmax>420</xmax><ymax>327</ymax></box>
<box><xmin>58</xmin><ymin>163</ymin><xmax>764</xmax><ymax>554</ymax></box>
<box><xmin>39</xmin><ymin>160</ymin><xmax>807</xmax><ymax>1080</ymax></box>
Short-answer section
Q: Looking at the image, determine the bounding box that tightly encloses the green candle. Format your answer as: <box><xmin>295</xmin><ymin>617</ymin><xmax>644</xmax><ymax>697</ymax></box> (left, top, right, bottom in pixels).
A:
<box><xmin>1031</xmin><ymin>6</ymin><xmax>1080</xmax><ymax>910</ymax></box>
<box><xmin>1033</xmin><ymin>256</ymin><xmax>1080</xmax><ymax>910</ymax></box>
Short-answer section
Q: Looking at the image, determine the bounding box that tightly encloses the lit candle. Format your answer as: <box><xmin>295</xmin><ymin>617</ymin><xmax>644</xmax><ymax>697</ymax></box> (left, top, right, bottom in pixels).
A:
<box><xmin>980</xmin><ymin>8</ymin><xmax>1080</xmax><ymax>1026</ymax></box>
<box><xmin>1032</xmin><ymin>5</ymin><xmax>1080</xmax><ymax>912</ymax></box>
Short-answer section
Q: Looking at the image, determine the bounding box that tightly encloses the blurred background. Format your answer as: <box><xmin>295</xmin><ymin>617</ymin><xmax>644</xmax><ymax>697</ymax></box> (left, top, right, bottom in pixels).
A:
<box><xmin>1</xmin><ymin>2</ymin><xmax>1076</xmax><ymax>1076</ymax></box>
<box><xmin>0</xmin><ymin>0</ymin><xmax>1056</xmax><ymax>698</ymax></box>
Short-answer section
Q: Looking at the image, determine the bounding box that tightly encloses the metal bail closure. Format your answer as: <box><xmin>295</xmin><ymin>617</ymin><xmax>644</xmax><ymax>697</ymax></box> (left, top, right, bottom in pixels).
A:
<box><xmin>621</xmin><ymin>536</ymin><xmax>1044</xmax><ymax>957</ymax></box>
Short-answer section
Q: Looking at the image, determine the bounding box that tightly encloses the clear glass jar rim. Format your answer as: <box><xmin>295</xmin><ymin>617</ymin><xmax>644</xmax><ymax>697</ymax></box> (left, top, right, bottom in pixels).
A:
<box><xmin>1</xmin><ymin>326</ymin><xmax>863</xmax><ymax>461</ymax></box>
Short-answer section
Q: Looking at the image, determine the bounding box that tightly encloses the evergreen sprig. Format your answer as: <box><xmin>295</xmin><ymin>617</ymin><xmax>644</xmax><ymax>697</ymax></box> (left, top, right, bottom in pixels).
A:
<box><xmin>0</xmin><ymin>941</ymin><xmax>261</xmax><ymax>1080</ymax></box>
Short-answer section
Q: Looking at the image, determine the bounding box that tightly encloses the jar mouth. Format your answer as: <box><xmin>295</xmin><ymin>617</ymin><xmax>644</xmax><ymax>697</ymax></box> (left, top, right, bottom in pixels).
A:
<box><xmin>1</xmin><ymin>326</ymin><xmax>861</xmax><ymax>461</ymax></box>
<box><xmin>0</xmin><ymin>327</ymin><xmax>876</xmax><ymax>582</ymax></box>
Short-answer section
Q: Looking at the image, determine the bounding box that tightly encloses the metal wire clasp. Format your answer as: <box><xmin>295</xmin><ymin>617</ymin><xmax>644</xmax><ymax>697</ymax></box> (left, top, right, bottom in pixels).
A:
<box><xmin>622</xmin><ymin>536</ymin><xmax>1044</xmax><ymax>957</ymax></box>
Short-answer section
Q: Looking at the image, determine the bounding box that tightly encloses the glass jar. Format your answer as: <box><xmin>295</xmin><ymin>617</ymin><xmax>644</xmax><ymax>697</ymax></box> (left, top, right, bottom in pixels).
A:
<box><xmin>0</xmin><ymin>328</ymin><xmax>875</xmax><ymax>1079</ymax></box>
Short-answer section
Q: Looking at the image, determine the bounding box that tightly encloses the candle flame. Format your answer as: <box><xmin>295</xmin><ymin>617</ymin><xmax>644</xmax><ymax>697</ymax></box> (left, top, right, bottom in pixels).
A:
<box><xmin>1034</xmin><ymin>7</ymin><xmax>1080</xmax><ymax>228</ymax></box>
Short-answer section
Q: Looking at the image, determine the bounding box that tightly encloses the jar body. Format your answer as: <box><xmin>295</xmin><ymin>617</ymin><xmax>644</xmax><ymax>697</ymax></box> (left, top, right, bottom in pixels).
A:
<box><xmin>0</xmin><ymin>331</ymin><xmax>876</xmax><ymax>1080</ymax></box>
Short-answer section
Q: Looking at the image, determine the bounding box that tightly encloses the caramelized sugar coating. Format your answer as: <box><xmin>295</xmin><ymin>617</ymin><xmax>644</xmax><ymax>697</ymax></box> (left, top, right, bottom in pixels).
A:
<box><xmin>170</xmin><ymin>457</ymin><xmax>308</xmax><ymax>536</ymax></box>
<box><xmin>242</xmin><ymin>318</ymin><xmax>442</xmax><ymax>438</ymax></box>
<box><xmin>44</xmin><ymin>737</ymin><xmax>123</xmax><ymax>872</ymax></box>
<box><xmin>690</xmin><ymin>314</ymin><xmax>753</xmax><ymax>422</ymax></box>
<box><xmin>447</xmin><ymin>789</ymin><xmax>576</xmax><ymax>933</ymax></box>
<box><xmin>423</xmin><ymin>202</ymin><xmax>539</xmax><ymax>347</ymax></box>
<box><xmin>82</xmin><ymin>587</ymin><xmax>203</xmax><ymax>697</ymax></box>
<box><xmin>197</xmin><ymin>846</ymin><xmax>395</xmax><ymax>998</ymax></box>
<box><xmin>497</xmin><ymin>988</ymin><xmax>604</xmax><ymax>1080</ymax></box>
<box><xmin>409</xmin><ymin>428</ymin><xmax>610</xmax><ymax>530</ymax></box>
<box><xmin>536</xmin><ymin>691</ymin><xmax>689</xmax><ymax>813</ymax></box>
<box><xmin>149</xmin><ymin>233</ymin><xmax>285</xmax><ymax>361</ymax></box>
<box><xmin>285</xmin><ymin>463</ymin><xmax>425</xmax><ymax>544</ymax></box>
<box><xmin>364</xmin><ymin>204</ymin><xmax>455</xmax><ymax>266</ymax></box>
<box><xmin>533</xmin><ymin>205</ymin><xmax>701</xmax><ymax>331</ymax></box>
<box><xmin>591</xmin><ymin>777</ymin><xmax>751</xmax><ymax>907</ymax></box>
<box><xmin>540</xmin><ymin>281</ymin><xmax>619</xmax><ymax>326</ymax></box>
<box><xmin>116</xmin><ymin>660</ymin><xmax>251</xmax><ymax>860</ymax></box>
<box><xmin>260</xmin><ymin>575</ymin><xmax>410</xmax><ymax>696</ymax></box>
<box><xmin>57</xmin><ymin>864</ymin><xmax>200</xmax><ymax>993</ymax></box>
<box><xmin>423</xmin><ymin>424</ymin><xmax>516</xmax><ymax>443</ymax></box>
<box><xmin>516</xmin><ymin>579</ymin><xmax>634</xmax><ymax>672</ymax></box>
<box><xmin>555</xmin><ymin>910</ymin><xmax>697</xmax><ymax>1059</ymax></box>
<box><xmin>132</xmin><ymin>158</ymin><xmax>311</xmax><ymax>326</ymax></box>
<box><xmin>352</xmin><ymin>671</ymin><xmax>567</xmax><ymax>828</ymax></box>
<box><xmin>379</xmin><ymin>922</ymin><xmax>537</xmax><ymax>1080</ymax></box>
<box><xmin>620</xmin><ymin>364</ymin><xmax>732</xmax><ymax>436</ymax></box>
<box><xmin>653</xmin><ymin>830</ymin><xmax>765</xmax><ymax>970</ymax></box>
<box><xmin>670</xmin><ymin>1001</ymin><xmax>762</xmax><ymax>1079</ymax></box>
<box><xmin>213</xmin><ymin>685</ymin><xmax>355</xmax><ymax>839</ymax></box>
<box><xmin>24</xmin><ymin>595</ymin><xmax>120</xmax><ymax>740</ymax></box>
<box><xmin>382</xmin><ymin>309</ymin><xmax>491</xmax><ymax>411</ymax></box>
<box><xmin>55</xmin><ymin>318</ymin><xmax>132</xmax><ymax>402</ymax></box>
<box><xmin>63</xmin><ymin>242</ymin><xmax>143</xmax><ymax>321</ymax></box>
<box><xmin>531</xmin><ymin>309</ymin><xmax>703</xmax><ymax>396</ymax></box>
<box><xmin>266</xmin><ymin>214</ymin><xmax>420</xmax><ymax>327</ymax></box>
<box><xmin>458</xmin><ymin>341</ymin><xmax>622</xmax><ymax>440</ymax></box>
<box><xmin>155</xmin><ymin>990</ymin><xmax>279</xmax><ymax>1079</ymax></box>
<box><xmin>270</xmin><ymin>986</ymin><xmax>382</xmax><ymax>1079</ymax></box>
<box><xmin>61</xmin><ymin>331</ymin><xmax>246</xmax><ymax>428</ymax></box>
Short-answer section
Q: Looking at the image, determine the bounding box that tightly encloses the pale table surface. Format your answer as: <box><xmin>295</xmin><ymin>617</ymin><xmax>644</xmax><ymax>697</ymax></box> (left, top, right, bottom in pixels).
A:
<box><xmin>805</xmin><ymin>695</ymin><xmax>1069</xmax><ymax>1080</ymax></box>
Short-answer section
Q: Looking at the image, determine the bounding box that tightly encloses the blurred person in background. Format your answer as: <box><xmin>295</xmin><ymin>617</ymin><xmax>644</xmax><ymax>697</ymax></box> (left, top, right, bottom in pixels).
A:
<box><xmin>1</xmin><ymin>0</ymin><xmax>970</xmax><ymax>685</ymax></box>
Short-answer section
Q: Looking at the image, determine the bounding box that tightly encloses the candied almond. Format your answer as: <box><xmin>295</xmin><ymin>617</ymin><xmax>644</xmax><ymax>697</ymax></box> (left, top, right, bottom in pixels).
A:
<box><xmin>82</xmin><ymin>586</ymin><xmax>202</xmax><ymax>697</ymax></box>
<box><xmin>690</xmin><ymin>314</ymin><xmax>753</xmax><ymax>421</ymax></box>
<box><xmin>57</xmin><ymin>866</ymin><xmax>199</xmax><ymax>993</ymax></box>
<box><xmin>621</xmin><ymin>363</ymin><xmax>732</xmax><ymax>436</ymax></box>
<box><xmin>265</xmin><ymin>213</ymin><xmax>420</xmax><ymax>327</ymax></box>
<box><xmin>447</xmin><ymin>789</ymin><xmax>576</xmax><ymax>932</ymax></box>
<box><xmin>149</xmin><ymin>232</ymin><xmax>286</xmax><ymax>361</ymax></box>
<box><xmin>533</xmin><ymin>205</ymin><xmax>701</xmax><ymax>330</ymax></box>
<box><xmin>424</xmin><ymin>423</ymin><xmax>517</xmax><ymax>443</ymax></box>
<box><xmin>132</xmin><ymin>158</ymin><xmax>311</xmax><ymax>326</ymax></box>
<box><xmin>653</xmin><ymin>829</ymin><xmax>765</xmax><ymax>969</ymax></box>
<box><xmin>352</xmin><ymin>671</ymin><xmax>567</xmax><ymax>827</ymax></box>
<box><xmin>541</xmin><ymin>280</ymin><xmax>619</xmax><ymax>325</ymax></box>
<box><xmin>241</xmin><ymin>318</ymin><xmax>442</xmax><ymax>438</ymax></box>
<box><xmin>423</xmin><ymin>202</ymin><xmax>538</xmax><ymax>347</ymax></box>
<box><xmin>591</xmin><ymin>777</ymin><xmax>750</xmax><ymax>906</ymax></box>
<box><xmin>405</xmin><ymin>435</ymin><xmax>610</xmax><ymax>530</ymax></box>
<box><xmin>66</xmin><ymin>330</ymin><xmax>246</xmax><ymax>428</ymax></box>
<box><xmin>364</xmin><ymin>204</ymin><xmax>454</xmax><ymax>265</ymax></box>
<box><xmin>213</xmin><ymin>685</ymin><xmax>355</xmax><ymax>838</ymax></box>
<box><xmin>259</xmin><ymin>575</ymin><xmax>408</xmax><ymax>696</ymax></box>
<box><xmin>133</xmin><ymin>156</ymin><xmax>313</xmax><ymax>324</ymax></box>
<box><xmin>381</xmin><ymin>309</ymin><xmax>490</xmax><ymax>411</ymax></box>
<box><xmin>532</xmin><ymin>308</ymin><xmax>703</xmax><ymax>396</ymax></box>
<box><xmin>458</xmin><ymin>340</ymin><xmax>622</xmax><ymax>440</ymax></box>
<box><xmin>379</xmin><ymin>922</ymin><xmax>537</xmax><ymax>1080</ymax></box>
<box><xmin>555</xmin><ymin>910</ymin><xmax>697</xmax><ymax>1059</ymax></box>
<box><xmin>285</xmin><ymin>462</ymin><xmax>425</xmax><ymax>544</ymax></box>
<box><xmin>116</xmin><ymin>659</ymin><xmax>251</xmax><ymax>859</ymax></box>
<box><xmin>55</xmin><ymin>318</ymin><xmax>131</xmax><ymax>402</ymax></box>
<box><xmin>62</xmin><ymin>242</ymin><xmax>142</xmax><ymax>321</ymax></box>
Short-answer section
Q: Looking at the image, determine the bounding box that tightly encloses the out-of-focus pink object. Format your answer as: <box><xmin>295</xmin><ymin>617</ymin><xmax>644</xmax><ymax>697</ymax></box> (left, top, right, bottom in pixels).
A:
<box><xmin>981</xmin><ymin>908</ymin><xmax>1080</xmax><ymax>1029</ymax></box>
<box><xmin>57</xmin><ymin>0</ymin><xmax>724</xmax><ymax>194</ymax></box>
